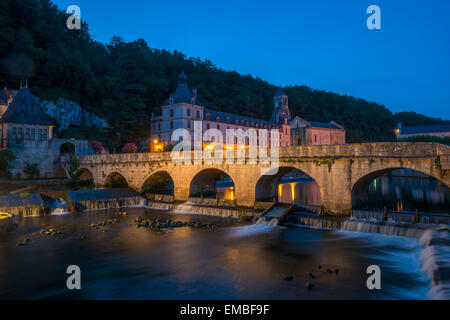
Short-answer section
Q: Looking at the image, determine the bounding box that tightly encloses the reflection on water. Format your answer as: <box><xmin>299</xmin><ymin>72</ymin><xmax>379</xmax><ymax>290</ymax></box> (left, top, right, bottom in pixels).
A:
<box><xmin>0</xmin><ymin>207</ymin><xmax>430</xmax><ymax>299</ymax></box>
<box><xmin>278</xmin><ymin>178</ymin><xmax>322</xmax><ymax>206</ymax></box>
<box><xmin>366</xmin><ymin>170</ymin><xmax>450</xmax><ymax>213</ymax></box>
<box><xmin>277</xmin><ymin>170</ymin><xmax>449</xmax><ymax>213</ymax></box>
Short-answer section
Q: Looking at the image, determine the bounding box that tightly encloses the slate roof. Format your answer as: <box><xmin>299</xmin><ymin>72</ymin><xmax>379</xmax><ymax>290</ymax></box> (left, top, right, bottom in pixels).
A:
<box><xmin>308</xmin><ymin>121</ymin><xmax>341</xmax><ymax>129</ymax></box>
<box><xmin>275</xmin><ymin>88</ymin><xmax>286</xmax><ymax>97</ymax></box>
<box><xmin>400</xmin><ymin>124</ymin><xmax>450</xmax><ymax>135</ymax></box>
<box><xmin>0</xmin><ymin>91</ymin><xmax>8</xmax><ymax>105</ymax></box>
<box><xmin>0</xmin><ymin>87</ymin><xmax>52</xmax><ymax>126</ymax></box>
<box><xmin>163</xmin><ymin>72</ymin><xmax>203</xmax><ymax>106</ymax></box>
<box><xmin>204</xmin><ymin>109</ymin><xmax>281</xmax><ymax>128</ymax></box>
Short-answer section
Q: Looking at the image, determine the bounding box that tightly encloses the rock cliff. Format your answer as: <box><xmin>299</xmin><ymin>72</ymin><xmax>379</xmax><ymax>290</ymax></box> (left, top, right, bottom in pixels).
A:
<box><xmin>34</xmin><ymin>97</ymin><xmax>110</xmax><ymax>134</ymax></box>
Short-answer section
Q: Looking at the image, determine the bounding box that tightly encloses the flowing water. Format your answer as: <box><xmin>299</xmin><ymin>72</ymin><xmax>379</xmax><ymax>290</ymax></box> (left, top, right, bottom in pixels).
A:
<box><xmin>0</xmin><ymin>206</ymin><xmax>443</xmax><ymax>300</ymax></box>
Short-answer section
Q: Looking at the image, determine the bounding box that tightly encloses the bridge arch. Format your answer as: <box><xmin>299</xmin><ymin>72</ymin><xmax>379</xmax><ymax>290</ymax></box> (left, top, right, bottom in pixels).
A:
<box><xmin>104</xmin><ymin>171</ymin><xmax>129</xmax><ymax>188</ymax></box>
<box><xmin>351</xmin><ymin>166</ymin><xmax>450</xmax><ymax>211</ymax></box>
<box><xmin>76</xmin><ymin>167</ymin><xmax>95</xmax><ymax>182</ymax></box>
<box><xmin>142</xmin><ymin>170</ymin><xmax>174</xmax><ymax>195</ymax></box>
<box><xmin>54</xmin><ymin>166</ymin><xmax>68</xmax><ymax>178</ymax></box>
<box><xmin>189</xmin><ymin>168</ymin><xmax>236</xmax><ymax>199</ymax></box>
<box><xmin>255</xmin><ymin>166</ymin><xmax>322</xmax><ymax>205</ymax></box>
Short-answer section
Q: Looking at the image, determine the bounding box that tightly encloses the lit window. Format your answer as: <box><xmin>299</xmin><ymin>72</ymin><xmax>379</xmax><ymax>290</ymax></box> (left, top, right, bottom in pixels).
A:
<box><xmin>38</xmin><ymin>129</ymin><xmax>42</xmax><ymax>141</ymax></box>
<box><xmin>12</xmin><ymin>127</ymin><xmax>17</xmax><ymax>140</ymax></box>
<box><xmin>18</xmin><ymin>128</ymin><xmax>23</xmax><ymax>140</ymax></box>
<box><xmin>25</xmin><ymin>128</ymin><xmax>30</xmax><ymax>140</ymax></box>
<box><xmin>43</xmin><ymin>129</ymin><xmax>48</xmax><ymax>140</ymax></box>
<box><xmin>31</xmin><ymin>128</ymin><xmax>35</xmax><ymax>140</ymax></box>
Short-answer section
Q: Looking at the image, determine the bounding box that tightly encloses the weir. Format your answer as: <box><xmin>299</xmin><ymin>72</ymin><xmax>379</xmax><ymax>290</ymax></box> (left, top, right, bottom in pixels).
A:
<box><xmin>256</xmin><ymin>203</ymin><xmax>295</xmax><ymax>226</ymax></box>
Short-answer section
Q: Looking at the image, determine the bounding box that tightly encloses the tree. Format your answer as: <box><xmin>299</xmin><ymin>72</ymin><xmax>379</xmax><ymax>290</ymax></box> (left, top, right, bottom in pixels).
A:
<box><xmin>0</xmin><ymin>0</ymin><xmax>447</xmax><ymax>147</ymax></box>
<box><xmin>65</xmin><ymin>156</ymin><xmax>93</xmax><ymax>187</ymax></box>
<box><xmin>90</xmin><ymin>140</ymin><xmax>105</xmax><ymax>154</ymax></box>
<box><xmin>0</xmin><ymin>150</ymin><xmax>16</xmax><ymax>179</ymax></box>
<box><xmin>122</xmin><ymin>143</ymin><xmax>137</xmax><ymax>153</ymax></box>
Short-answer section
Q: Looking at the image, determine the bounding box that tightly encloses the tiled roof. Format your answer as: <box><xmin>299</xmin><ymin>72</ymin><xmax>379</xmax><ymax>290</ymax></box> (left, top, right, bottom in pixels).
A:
<box><xmin>400</xmin><ymin>124</ymin><xmax>450</xmax><ymax>135</ymax></box>
<box><xmin>203</xmin><ymin>109</ymin><xmax>281</xmax><ymax>128</ymax></box>
<box><xmin>0</xmin><ymin>87</ymin><xmax>52</xmax><ymax>125</ymax></box>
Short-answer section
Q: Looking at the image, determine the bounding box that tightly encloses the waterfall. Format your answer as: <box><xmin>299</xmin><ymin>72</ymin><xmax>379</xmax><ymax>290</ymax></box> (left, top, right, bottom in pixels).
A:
<box><xmin>341</xmin><ymin>218</ymin><xmax>429</xmax><ymax>238</ymax></box>
<box><xmin>418</xmin><ymin>227</ymin><xmax>450</xmax><ymax>300</ymax></box>
<box><xmin>255</xmin><ymin>216</ymin><xmax>280</xmax><ymax>226</ymax></box>
<box><xmin>285</xmin><ymin>212</ymin><xmax>450</xmax><ymax>300</ymax></box>
<box><xmin>146</xmin><ymin>201</ymin><xmax>255</xmax><ymax>219</ymax></box>
<box><xmin>75</xmin><ymin>196</ymin><xmax>146</xmax><ymax>211</ymax></box>
<box><xmin>47</xmin><ymin>198</ymin><xmax>70</xmax><ymax>215</ymax></box>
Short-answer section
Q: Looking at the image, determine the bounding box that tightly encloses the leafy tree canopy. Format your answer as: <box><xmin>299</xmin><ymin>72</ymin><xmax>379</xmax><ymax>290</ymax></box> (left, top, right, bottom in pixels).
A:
<box><xmin>0</xmin><ymin>0</ymin><xmax>448</xmax><ymax>146</ymax></box>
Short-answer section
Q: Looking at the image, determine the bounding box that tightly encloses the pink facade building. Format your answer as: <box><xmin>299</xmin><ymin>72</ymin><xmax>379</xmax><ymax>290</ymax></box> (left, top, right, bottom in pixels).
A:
<box><xmin>290</xmin><ymin>116</ymin><xmax>345</xmax><ymax>146</ymax></box>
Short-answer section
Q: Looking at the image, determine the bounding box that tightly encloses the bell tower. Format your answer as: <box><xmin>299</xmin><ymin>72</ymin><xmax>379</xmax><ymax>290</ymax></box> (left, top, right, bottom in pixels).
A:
<box><xmin>271</xmin><ymin>88</ymin><xmax>291</xmax><ymax>124</ymax></box>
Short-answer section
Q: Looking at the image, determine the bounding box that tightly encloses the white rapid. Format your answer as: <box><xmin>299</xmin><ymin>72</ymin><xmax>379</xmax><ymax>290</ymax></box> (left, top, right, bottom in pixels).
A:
<box><xmin>47</xmin><ymin>198</ymin><xmax>70</xmax><ymax>215</ymax></box>
<box><xmin>418</xmin><ymin>227</ymin><xmax>450</xmax><ymax>300</ymax></box>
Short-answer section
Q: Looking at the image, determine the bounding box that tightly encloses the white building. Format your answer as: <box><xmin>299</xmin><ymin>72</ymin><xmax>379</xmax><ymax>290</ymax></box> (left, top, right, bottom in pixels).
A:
<box><xmin>150</xmin><ymin>72</ymin><xmax>291</xmax><ymax>151</ymax></box>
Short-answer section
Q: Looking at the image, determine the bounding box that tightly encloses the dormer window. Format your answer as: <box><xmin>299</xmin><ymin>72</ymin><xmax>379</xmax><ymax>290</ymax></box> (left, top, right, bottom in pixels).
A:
<box><xmin>205</xmin><ymin>113</ymin><xmax>210</xmax><ymax>120</ymax></box>
<box><xmin>216</xmin><ymin>116</ymin><xmax>220</xmax><ymax>122</ymax></box>
<box><xmin>169</xmin><ymin>97</ymin><xmax>174</xmax><ymax>104</ymax></box>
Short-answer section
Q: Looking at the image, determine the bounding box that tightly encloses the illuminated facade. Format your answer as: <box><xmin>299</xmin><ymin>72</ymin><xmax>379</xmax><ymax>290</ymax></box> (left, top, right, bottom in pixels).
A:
<box><xmin>150</xmin><ymin>72</ymin><xmax>291</xmax><ymax>151</ymax></box>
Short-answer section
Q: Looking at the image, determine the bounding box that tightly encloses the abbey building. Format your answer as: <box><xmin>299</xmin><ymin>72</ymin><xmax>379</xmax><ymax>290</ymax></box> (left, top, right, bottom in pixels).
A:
<box><xmin>150</xmin><ymin>72</ymin><xmax>345</xmax><ymax>150</ymax></box>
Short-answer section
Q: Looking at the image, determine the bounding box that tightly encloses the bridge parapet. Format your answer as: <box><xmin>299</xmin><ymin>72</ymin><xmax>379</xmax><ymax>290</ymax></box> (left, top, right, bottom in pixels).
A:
<box><xmin>77</xmin><ymin>142</ymin><xmax>449</xmax><ymax>164</ymax></box>
<box><xmin>281</xmin><ymin>142</ymin><xmax>449</xmax><ymax>158</ymax></box>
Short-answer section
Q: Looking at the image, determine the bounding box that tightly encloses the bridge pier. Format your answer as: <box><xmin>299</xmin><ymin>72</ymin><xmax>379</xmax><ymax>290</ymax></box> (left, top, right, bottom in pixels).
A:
<box><xmin>75</xmin><ymin>143</ymin><xmax>449</xmax><ymax>216</ymax></box>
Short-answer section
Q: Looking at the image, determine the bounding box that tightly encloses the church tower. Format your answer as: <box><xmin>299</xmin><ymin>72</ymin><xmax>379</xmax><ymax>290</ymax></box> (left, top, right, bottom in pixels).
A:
<box><xmin>271</xmin><ymin>88</ymin><xmax>291</xmax><ymax>124</ymax></box>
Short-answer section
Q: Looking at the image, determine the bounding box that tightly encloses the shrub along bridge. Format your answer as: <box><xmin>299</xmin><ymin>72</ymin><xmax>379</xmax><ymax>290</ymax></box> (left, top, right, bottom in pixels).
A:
<box><xmin>75</xmin><ymin>142</ymin><xmax>450</xmax><ymax>214</ymax></box>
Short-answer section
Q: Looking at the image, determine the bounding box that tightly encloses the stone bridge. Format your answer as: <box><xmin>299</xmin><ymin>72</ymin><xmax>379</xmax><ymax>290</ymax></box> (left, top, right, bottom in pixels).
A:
<box><xmin>75</xmin><ymin>142</ymin><xmax>450</xmax><ymax>214</ymax></box>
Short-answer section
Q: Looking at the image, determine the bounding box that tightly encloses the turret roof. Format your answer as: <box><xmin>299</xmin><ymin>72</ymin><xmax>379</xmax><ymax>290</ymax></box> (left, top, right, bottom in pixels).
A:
<box><xmin>0</xmin><ymin>87</ymin><xmax>52</xmax><ymax>126</ymax></box>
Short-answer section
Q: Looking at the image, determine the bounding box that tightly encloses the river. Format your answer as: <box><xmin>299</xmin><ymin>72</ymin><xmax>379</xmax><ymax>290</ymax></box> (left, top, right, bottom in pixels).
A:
<box><xmin>0</xmin><ymin>207</ymin><xmax>432</xmax><ymax>299</ymax></box>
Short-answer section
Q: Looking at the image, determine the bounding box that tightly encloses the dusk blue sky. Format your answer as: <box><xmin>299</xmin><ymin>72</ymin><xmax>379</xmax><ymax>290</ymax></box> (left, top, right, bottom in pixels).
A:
<box><xmin>53</xmin><ymin>0</ymin><xmax>450</xmax><ymax>119</ymax></box>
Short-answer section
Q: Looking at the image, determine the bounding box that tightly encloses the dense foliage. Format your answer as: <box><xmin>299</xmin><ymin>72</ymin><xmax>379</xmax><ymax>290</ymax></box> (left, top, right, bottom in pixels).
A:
<box><xmin>0</xmin><ymin>0</ymin><xmax>448</xmax><ymax>147</ymax></box>
<box><xmin>397</xmin><ymin>135</ymin><xmax>450</xmax><ymax>144</ymax></box>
